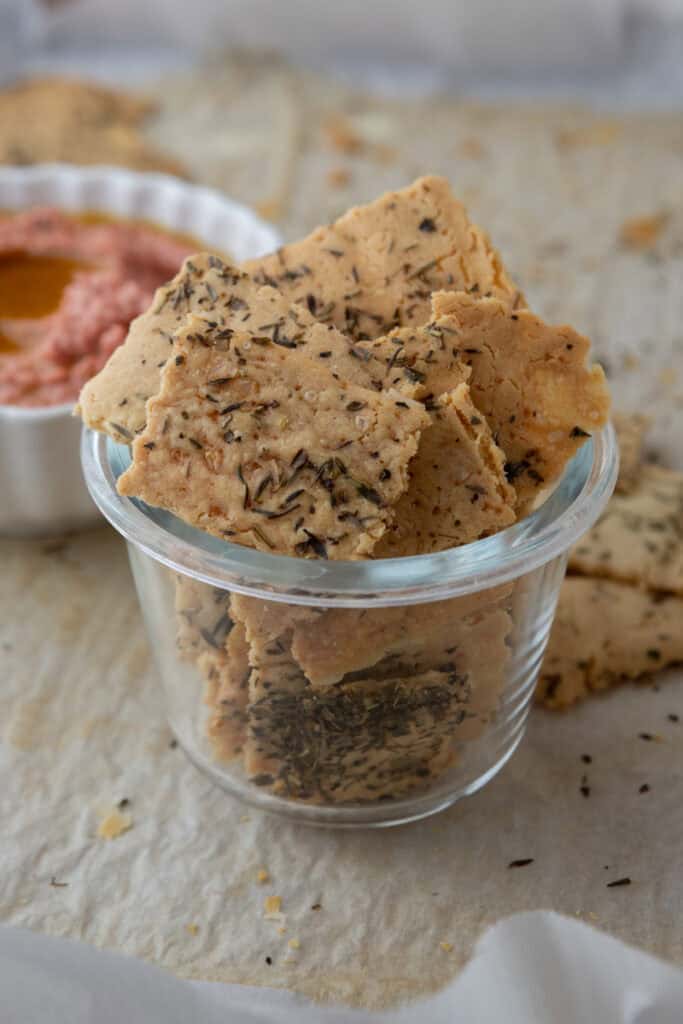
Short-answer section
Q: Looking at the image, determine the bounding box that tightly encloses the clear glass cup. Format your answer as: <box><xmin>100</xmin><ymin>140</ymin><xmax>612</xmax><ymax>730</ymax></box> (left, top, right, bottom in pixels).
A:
<box><xmin>81</xmin><ymin>424</ymin><xmax>617</xmax><ymax>828</ymax></box>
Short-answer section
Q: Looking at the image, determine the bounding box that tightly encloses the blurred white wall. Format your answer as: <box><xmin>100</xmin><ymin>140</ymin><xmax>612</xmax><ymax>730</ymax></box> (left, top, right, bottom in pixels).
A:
<box><xmin>16</xmin><ymin>0</ymin><xmax>628</xmax><ymax>72</ymax></box>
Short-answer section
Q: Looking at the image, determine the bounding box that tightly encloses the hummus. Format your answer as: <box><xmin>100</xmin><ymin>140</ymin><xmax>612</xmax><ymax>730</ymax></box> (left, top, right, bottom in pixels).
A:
<box><xmin>0</xmin><ymin>208</ymin><xmax>193</xmax><ymax>407</ymax></box>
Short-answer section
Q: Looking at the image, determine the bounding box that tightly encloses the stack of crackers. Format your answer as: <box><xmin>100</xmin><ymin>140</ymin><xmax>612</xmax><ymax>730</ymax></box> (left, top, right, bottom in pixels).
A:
<box><xmin>79</xmin><ymin>176</ymin><xmax>611</xmax><ymax>801</ymax></box>
<box><xmin>538</xmin><ymin>414</ymin><xmax>683</xmax><ymax>709</ymax></box>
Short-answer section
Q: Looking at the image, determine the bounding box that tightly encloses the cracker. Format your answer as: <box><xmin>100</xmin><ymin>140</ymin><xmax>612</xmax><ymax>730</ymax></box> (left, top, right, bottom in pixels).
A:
<box><xmin>244</xmin><ymin>175</ymin><xmax>522</xmax><ymax>342</ymax></box>
<box><xmin>291</xmin><ymin>598</ymin><xmax>511</xmax><ymax>697</ymax></box>
<box><xmin>244</xmin><ymin>669</ymin><xmax>468</xmax><ymax>802</ymax></box>
<box><xmin>118</xmin><ymin>314</ymin><xmax>429</xmax><ymax>558</ymax></box>
<box><xmin>77</xmin><ymin>254</ymin><xmax>423</xmax><ymax>444</ymax></box>
<box><xmin>203</xmin><ymin>624</ymin><xmax>251</xmax><ymax>761</ymax></box>
<box><xmin>77</xmin><ymin>255</ymin><xmax>219</xmax><ymax>443</ymax></box>
<box><xmin>569</xmin><ymin>463</ymin><xmax>683</xmax><ymax>595</ymax></box>
<box><xmin>537</xmin><ymin>577</ymin><xmax>683</xmax><ymax>709</ymax></box>
<box><xmin>430</xmin><ymin>292</ymin><xmax>610</xmax><ymax>510</ymax></box>
<box><xmin>375</xmin><ymin>383</ymin><xmax>515</xmax><ymax>556</ymax></box>
<box><xmin>230</xmin><ymin>594</ymin><xmax>321</xmax><ymax>656</ymax></box>
<box><xmin>0</xmin><ymin>77</ymin><xmax>185</xmax><ymax>176</ymax></box>
<box><xmin>357</xmin><ymin>321</ymin><xmax>472</xmax><ymax>400</ymax></box>
<box><xmin>174</xmin><ymin>575</ymin><xmax>232</xmax><ymax>662</ymax></box>
<box><xmin>613</xmin><ymin>412</ymin><xmax>650</xmax><ymax>495</ymax></box>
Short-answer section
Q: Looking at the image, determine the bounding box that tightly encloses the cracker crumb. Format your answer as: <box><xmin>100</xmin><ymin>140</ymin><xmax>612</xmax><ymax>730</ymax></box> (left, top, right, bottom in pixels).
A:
<box><xmin>96</xmin><ymin>809</ymin><xmax>132</xmax><ymax>840</ymax></box>
<box><xmin>556</xmin><ymin>121</ymin><xmax>621</xmax><ymax>149</ymax></box>
<box><xmin>622</xmin><ymin>353</ymin><xmax>640</xmax><ymax>370</ymax></box>
<box><xmin>240</xmin><ymin>815</ymin><xmax>251</xmax><ymax>823</ymax></box>
<box><xmin>185</xmin><ymin>923</ymin><xmax>199</xmax><ymax>936</ymax></box>
<box><xmin>254</xmin><ymin>198</ymin><xmax>283</xmax><ymax>222</ymax></box>
<box><xmin>278</xmin><ymin>926</ymin><xmax>287</xmax><ymax>935</ymax></box>
<box><xmin>264</xmin><ymin>895</ymin><xmax>282</xmax><ymax>915</ymax></box>
<box><xmin>323</xmin><ymin>114</ymin><xmax>364</xmax><ymax>154</ymax></box>
<box><xmin>659</xmin><ymin>367</ymin><xmax>678</xmax><ymax>389</ymax></box>
<box><xmin>327</xmin><ymin>166</ymin><xmax>351</xmax><ymax>188</ymax></box>
<box><xmin>440</xmin><ymin>941</ymin><xmax>453</xmax><ymax>953</ymax></box>
<box><xmin>288</xmin><ymin>938</ymin><xmax>300</xmax><ymax>950</ymax></box>
<box><xmin>620</xmin><ymin>213</ymin><xmax>668</xmax><ymax>250</ymax></box>
<box><xmin>458</xmin><ymin>137</ymin><xmax>486</xmax><ymax>159</ymax></box>
<box><xmin>257</xmin><ymin>868</ymin><xmax>270</xmax><ymax>884</ymax></box>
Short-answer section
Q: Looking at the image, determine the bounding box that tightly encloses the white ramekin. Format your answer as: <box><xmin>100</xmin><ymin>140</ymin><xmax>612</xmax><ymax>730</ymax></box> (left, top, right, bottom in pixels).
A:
<box><xmin>0</xmin><ymin>163</ymin><xmax>281</xmax><ymax>538</ymax></box>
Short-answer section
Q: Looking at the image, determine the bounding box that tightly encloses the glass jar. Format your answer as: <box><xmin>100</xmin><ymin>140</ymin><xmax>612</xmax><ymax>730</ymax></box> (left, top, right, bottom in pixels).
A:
<box><xmin>81</xmin><ymin>424</ymin><xmax>617</xmax><ymax>827</ymax></box>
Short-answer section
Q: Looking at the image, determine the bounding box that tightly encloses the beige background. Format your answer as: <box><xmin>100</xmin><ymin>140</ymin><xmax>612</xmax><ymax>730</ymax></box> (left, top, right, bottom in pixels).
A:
<box><xmin>1</xmin><ymin>56</ymin><xmax>682</xmax><ymax>1010</ymax></box>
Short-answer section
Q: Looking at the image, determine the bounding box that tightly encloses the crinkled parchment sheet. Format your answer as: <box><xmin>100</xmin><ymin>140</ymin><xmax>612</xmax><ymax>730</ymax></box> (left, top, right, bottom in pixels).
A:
<box><xmin>1</xmin><ymin>56</ymin><xmax>683</xmax><ymax>1011</ymax></box>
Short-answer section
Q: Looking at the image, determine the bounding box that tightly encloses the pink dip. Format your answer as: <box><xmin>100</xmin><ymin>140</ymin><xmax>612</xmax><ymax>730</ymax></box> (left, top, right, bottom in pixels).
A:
<box><xmin>0</xmin><ymin>208</ymin><xmax>193</xmax><ymax>407</ymax></box>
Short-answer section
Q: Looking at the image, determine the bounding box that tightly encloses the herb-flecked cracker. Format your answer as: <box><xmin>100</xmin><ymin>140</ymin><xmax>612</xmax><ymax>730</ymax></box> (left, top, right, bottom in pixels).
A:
<box><xmin>244</xmin><ymin>175</ymin><xmax>522</xmax><ymax>342</ymax></box>
<box><xmin>569</xmin><ymin>463</ymin><xmax>683</xmax><ymax>595</ymax></box>
<box><xmin>118</xmin><ymin>315</ymin><xmax>430</xmax><ymax>558</ymax></box>
<box><xmin>78</xmin><ymin>254</ymin><xmax>416</xmax><ymax>444</ymax></box>
<box><xmin>375</xmin><ymin>383</ymin><xmax>515</xmax><ymax>557</ymax></box>
<box><xmin>77</xmin><ymin>253</ymin><xmax>226</xmax><ymax>443</ymax></box>
<box><xmin>291</xmin><ymin>597</ymin><xmax>511</xmax><ymax>696</ymax></box>
<box><xmin>203</xmin><ymin>624</ymin><xmax>251</xmax><ymax>761</ymax></box>
<box><xmin>175</xmin><ymin>575</ymin><xmax>232</xmax><ymax>662</ymax></box>
<box><xmin>430</xmin><ymin>292</ymin><xmax>610</xmax><ymax>511</ymax></box>
<box><xmin>537</xmin><ymin>577</ymin><xmax>683</xmax><ymax>709</ymax></box>
<box><xmin>244</xmin><ymin>669</ymin><xmax>467</xmax><ymax>803</ymax></box>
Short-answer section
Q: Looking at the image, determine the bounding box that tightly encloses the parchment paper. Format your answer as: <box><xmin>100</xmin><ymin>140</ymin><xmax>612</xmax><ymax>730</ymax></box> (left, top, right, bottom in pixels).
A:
<box><xmin>1</xmin><ymin>56</ymin><xmax>683</xmax><ymax>1011</ymax></box>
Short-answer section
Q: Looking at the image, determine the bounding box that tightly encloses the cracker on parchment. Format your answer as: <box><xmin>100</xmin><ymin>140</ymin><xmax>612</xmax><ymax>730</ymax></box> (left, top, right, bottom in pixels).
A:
<box><xmin>244</xmin><ymin>175</ymin><xmax>522</xmax><ymax>342</ymax></box>
<box><xmin>430</xmin><ymin>292</ymin><xmax>610</xmax><ymax>511</ymax></box>
<box><xmin>375</xmin><ymin>383</ymin><xmax>515</xmax><ymax>557</ymax></box>
<box><xmin>613</xmin><ymin>412</ymin><xmax>650</xmax><ymax>495</ymax></box>
<box><xmin>569</xmin><ymin>463</ymin><xmax>683</xmax><ymax>595</ymax></box>
<box><xmin>537</xmin><ymin>577</ymin><xmax>683</xmax><ymax>709</ymax></box>
<box><xmin>117</xmin><ymin>315</ymin><xmax>429</xmax><ymax>558</ymax></box>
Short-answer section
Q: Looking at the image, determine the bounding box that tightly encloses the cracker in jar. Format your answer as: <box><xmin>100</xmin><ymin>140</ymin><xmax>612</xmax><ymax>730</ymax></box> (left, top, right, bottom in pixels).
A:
<box><xmin>375</xmin><ymin>383</ymin><xmax>515</xmax><ymax>556</ymax></box>
<box><xmin>430</xmin><ymin>292</ymin><xmax>610</xmax><ymax>511</ymax></box>
<box><xmin>537</xmin><ymin>577</ymin><xmax>683</xmax><ymax>709</ymax></box>
<box><xmin>118</xmin><ymin>315</ymin><xmax>429</xmax><ymax>558</ymax></box>
<box><xmin>174</xmin><ymin>575</ymin><xmax>232</xmax><ymax>661</ymax></box>
<box><xmin>203</xmin><ymin>624</ymin><xmax>251</xmax><ymax>761</ymax></box>
<box><xmin>244</xmin><ymin>668</ymin><xmax>469</xmax><ymax>802</ymax></box>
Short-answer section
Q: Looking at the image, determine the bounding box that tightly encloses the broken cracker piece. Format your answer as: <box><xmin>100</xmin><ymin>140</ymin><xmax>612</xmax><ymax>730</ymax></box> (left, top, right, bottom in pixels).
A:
<box><xmin>79</xmin><ymin>254</ymin><xmax>416</xmax><ymax>444</ymax></box>
<box><xmin>245</xmin><ymin>668</ymin><xmax>469</xmax><ymax>802</ymax></box>
<box><xmin>203</xmin><ymin>623</ymin><xmax>251</xmax><ymax>762</ymax></box>
<box><xmin>375</xmin><ymin>383</ymin><xmax>515</xmax><ymax>556</ymax></box>
<box><xmin>537</xmin><ymin>577</ymin><xmax>683</xmax><ymax>709</ymax></box>
<box><xmin>118</xmin><ymin>315</ymin><xmax>429</xmax><ymax>558</ymax></box>
<box><xmin>244</xmin><ymin>175</ymin><xmax>522</xmax><ymax>344</ymax></box>
<box><xmin>264</xmin><ymin>895</ymin><xmax>282</xmax><ymax>916</ymax></box>
<box><xmin>290</xmin><ymin>597</ymin><xmax>511</xmax><ymax>719</ymax></box>
<box><xmin>430</xmin><ymin>292</ymin><xmax>610</xmax><ymax>511</ymax></box>
<box><xmin>569</xmin><ymin>463</ymin><xmax>683</xmax><ymax>596</ymax></box>
<box><xmin>175</xmin><ymin>575</ymin><xmax>232</xmax><ymax>662</ymax></box>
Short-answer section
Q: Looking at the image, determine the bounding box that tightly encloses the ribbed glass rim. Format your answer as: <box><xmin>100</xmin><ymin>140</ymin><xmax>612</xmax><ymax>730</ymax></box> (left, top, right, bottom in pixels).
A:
<box><xmin>81</xmin><ymin>423</ymin><xmax>618</xmax><ymax>608</ymax></box>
